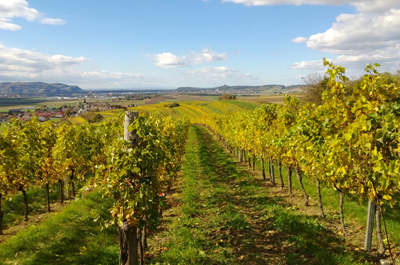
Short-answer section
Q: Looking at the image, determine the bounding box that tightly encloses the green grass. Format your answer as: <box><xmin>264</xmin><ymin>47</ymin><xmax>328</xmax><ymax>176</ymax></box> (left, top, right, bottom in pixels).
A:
<box><xmin>2</xmin><ymin>185</ymin><xmax>62</xmax><ymax>229</ymax></box>
<box><xmin>148</xmin><ymin>125</ymin><xmax>372</xmax><ymax>264</ymax></box>
<box><xmin>0</xmin><ymin>98</ymin><xmax>48</xmax><ymax>110</ymax></box>
<box><xmin>0</xmin><ymin>191</ymin><xmax>119</xmax><ymax>265</ymax></box>
<box><xmin>201</xmin><ymin>96</ymin><xmax>219</xmax><ymax>101</ymax></box>
<box><xmin>48</xmin><ymin>118</ymin><xmax>62</xmax><ymax>123</ymax></box>
<box><xmin>246</xmin><ymin>153</ymin><xmax>400</xmax><ymax>247</ymax></box>
<box><xmin>220</xmin><ymin>100</ymin><xmax>260</xmax><ymax>110</ymax></box>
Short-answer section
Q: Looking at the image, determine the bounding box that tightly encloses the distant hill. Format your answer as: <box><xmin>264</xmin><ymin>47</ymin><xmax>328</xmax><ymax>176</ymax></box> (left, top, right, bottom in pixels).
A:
<box><xmin>0</xmin><ymin>82</ymin><xmax>84</xmax><ymax>94</ymax></box>
<box><xmin>176</xmin><ymin>84</ymin><xmax>286</xmax><ymax>93</ymax></box>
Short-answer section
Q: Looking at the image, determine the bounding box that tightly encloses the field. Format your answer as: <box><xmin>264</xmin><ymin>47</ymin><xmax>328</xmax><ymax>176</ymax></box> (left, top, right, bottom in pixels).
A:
<box><xmin>0</xmin><ymin>97</ymin><xmax>141</xmax><ymax>112</ymax></box>
<box><xmin>0</xmin><ymin>93</ymin><xmax>300</xmax><ymax>113</ymax></box>
<box><xmin>96</xmin><ymin>100</ymin><xmax>260</xmax><ymax>122</ymax></box>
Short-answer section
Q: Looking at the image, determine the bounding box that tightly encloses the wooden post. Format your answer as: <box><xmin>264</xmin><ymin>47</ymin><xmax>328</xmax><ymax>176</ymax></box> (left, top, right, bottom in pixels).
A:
<box><xmin>120</xmin><ymin>111</ymin><xmax>139</xmax><ymax>265</ymax></box>
<box><xmin>124</xmin><ymin>111</ymin><xmax>139</xmax><ymax>146</ymax></box>
<box><xmin>261</xmin><ymin>156</ymin><xmax>266</xmax><ymax>180</ymax></box>
<box><xmin>364</xmin><ymin>198</ymin><xmax>376</xmax><ymax>251</ymax></box>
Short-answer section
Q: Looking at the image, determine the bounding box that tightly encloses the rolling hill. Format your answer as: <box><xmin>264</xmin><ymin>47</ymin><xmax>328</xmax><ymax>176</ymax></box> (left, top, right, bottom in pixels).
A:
<box><xmin>0</xmin><ymin>82</ymin><xmax>84</xmax><ymax>94</ymax></box>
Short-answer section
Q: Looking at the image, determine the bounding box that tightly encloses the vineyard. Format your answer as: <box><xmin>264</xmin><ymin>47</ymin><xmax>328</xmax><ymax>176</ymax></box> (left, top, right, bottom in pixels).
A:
<box><xmin>1</xmin><ymin>61</ymin><xmax>400</xmax><ymax>264</ymax></box>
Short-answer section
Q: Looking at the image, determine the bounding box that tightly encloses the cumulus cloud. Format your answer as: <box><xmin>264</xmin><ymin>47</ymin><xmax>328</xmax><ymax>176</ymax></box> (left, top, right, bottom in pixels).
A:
<box><xmin>0</xmin><ymin>44</ymin><xmax>89</xmax><ymax>75</ymax></box>
<box><xmin>291</xmin><ymin>37</ymin><xmax>308</xmax><ymax>43</ymax></box>
<box><xmin>224</xmin><ymin>1</ymin><xmax>400</xmax><ymax>72</ymax></box>
<box><xmin>222</xmin><ymin>0</ymin><xmax>400</xmax><ymax>13</ymax></box>
<box><xmin>0</xmin><ymin>0</ymin><xmax>65</xmax><ymax>31</ymax></box>
<box><xmin>0</xmin><ymin>44</ymin><xmax>154</xmax><ymax>88</ymax></box>
<box><xmin>149</xmin><ymin>48</ymin><xmax>227</xmax><ymax>68</ymax></box>
<box><xmin>186</xmin><ymin>66</ymin><xmax>257</xmax><ymax>80</ymax></box>
<box><xmin>291</xmin><ymin>8</ymin><xmax>400</xmax><ymax>71</ymax></box>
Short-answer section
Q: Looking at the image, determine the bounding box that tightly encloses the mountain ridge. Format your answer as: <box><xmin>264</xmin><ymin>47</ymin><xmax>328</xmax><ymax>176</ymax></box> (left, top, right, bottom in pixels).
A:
<box><xmin>0</xmin><ymin>82</ymin><xmax>84</xmax><ymax>94</ymax></box>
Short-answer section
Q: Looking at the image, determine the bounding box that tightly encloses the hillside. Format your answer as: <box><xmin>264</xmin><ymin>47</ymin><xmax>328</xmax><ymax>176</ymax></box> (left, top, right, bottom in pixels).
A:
<box><xmin>0</xmin><ymin>82</ymin><xmax>83</xmax><ymax>94</ymax></box>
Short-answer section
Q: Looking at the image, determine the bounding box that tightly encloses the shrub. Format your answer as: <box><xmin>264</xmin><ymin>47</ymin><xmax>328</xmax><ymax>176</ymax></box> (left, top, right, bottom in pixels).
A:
<box><xmin>218</xmin><ymin>94</ymin><xmax>237</xmax><ymax>100</ymax></box>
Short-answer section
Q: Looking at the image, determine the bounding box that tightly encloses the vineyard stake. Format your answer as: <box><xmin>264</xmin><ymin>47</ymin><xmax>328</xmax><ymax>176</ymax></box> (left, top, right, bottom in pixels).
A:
<box><xmin>120</xmin><ymin>111</ymin><xmax>139</xmax><ymax>265</ymax></box>
<box><xmin>364</xmin><ymin>198</ymin><xmax>376</xmax><ymax>251</ymax></box>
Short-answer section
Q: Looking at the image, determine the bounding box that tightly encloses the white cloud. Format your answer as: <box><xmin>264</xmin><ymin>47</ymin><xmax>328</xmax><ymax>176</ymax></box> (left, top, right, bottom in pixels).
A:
<box><xmin>186</xmin><ymin>66</ymin><xmax>257</xmax><ymax>80</ymax></box>
<box><xmin>0</xmin><ymin>0</ymin><xmax>65</xmax><ymax>31</ymax></box>
<box><xmin>223</xmin><ymin>0</ymin><xmax>400</xmax><ymax>74</ymax></box>
<box><xmin>149</xmin><ymin>48</ymin><xmax>227</xmax><ymax>68</ymax></box>
<box><xmin>222</xmin><ymin>0</ymin><xmax>400</xmax><ymax>13</ymax></box>
<box><xmin>40</xmin><ymin>18</ymin><xmax>65</xmax><ymax>25</ymax></box>
<box><xmin>0</xmin><ymin>44</ymin><xmax>89</xmax><ymax>74</ymax></box>
<box><xmin>292</xmin><ymin>8</ymin><xmax>400</xmax><ymax>71</ymax></box>
<box><xmin>291</xmin><ymin>37</ymin><xmax>308</xmax><ymax>43</ymax></box>
<box><xmin>306</xmin><ymin>10</ymin><xmax>400</xmax><ymax>54</ymax></box>
<box><xmin>0</xmin><ymin>44</ymin><xmax>156</xmax><ymax>88</ymax></box>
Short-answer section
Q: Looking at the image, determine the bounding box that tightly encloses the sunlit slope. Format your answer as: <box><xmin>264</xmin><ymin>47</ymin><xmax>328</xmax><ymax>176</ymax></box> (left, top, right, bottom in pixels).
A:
<box><xmin>124</xmin><ymin>101</ymin><xmax>252</xmax><ymax>121</ymax></box>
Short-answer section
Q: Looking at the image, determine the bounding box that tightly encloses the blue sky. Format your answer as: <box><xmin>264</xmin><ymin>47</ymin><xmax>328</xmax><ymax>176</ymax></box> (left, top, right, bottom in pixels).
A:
<box><xmin>0</xmin><ymin>0</ymin><xmax>399</xmax><ymax>89</ymax></box>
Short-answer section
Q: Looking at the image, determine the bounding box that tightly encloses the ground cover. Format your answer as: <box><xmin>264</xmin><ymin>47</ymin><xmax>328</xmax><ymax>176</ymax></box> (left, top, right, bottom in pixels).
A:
<box><xmin>246</xmin><ymin>155</ymin><xmax>400</xmax><ymax>251</ymax></box>
<box><xmin>0</xmin><ymin>186</ymin><xmax>63</xmax><ymax>244</ymax></box>
<box><xmin>147</xmin><ymin>125</ymin><xmax>373</xmax><ymax>264</ymax></box>
<box><xmin>219</xmin><ymin>100</ymin><xmax>261</xmax><ymax>110</ymax></box>
<box><xmin>0</xmin><ymin>98</ymin><xmax>48</xmax><ymax>111</ymax></box>
<box><xmin>0</xmin><ymin>191</ymin><xmax>119</xmax><ymax>265</ymax></box>
<box><xmin>0</xmin><ymin>98</ymin><xmax>82</xmax><ymax>112</ymax></box>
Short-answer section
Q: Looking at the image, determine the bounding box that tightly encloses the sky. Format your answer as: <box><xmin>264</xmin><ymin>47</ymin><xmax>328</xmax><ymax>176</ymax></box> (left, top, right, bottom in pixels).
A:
<box><xmin>0</xmin><ymin>0</ymin><xmax>399</xmax><ymax>89</ymax></box>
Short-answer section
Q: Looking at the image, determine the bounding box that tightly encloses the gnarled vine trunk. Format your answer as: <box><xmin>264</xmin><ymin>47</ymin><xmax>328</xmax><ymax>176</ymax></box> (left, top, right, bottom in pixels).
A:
<box><xmin>375</xmin><ymin>204</ymin><xmax>385</xmax><ymax>260</ymax></box>
<box><xmin>337</xmin><ymin>189</ymin><xmax>346</xmax><ymax>235</ymax></box>
<box><xmin>21</xmin><ymin>188</ymin><xmax>29</xmax><ymax>221</ymax></box>
<box><xmin>46</xmin><ymin>183</ymin><xmax>51</xmax><ymax>212</ymax></box>
<box><xmin>316</xmin><ymin>179</ymin><xmax>325</xmax><ymax>218</ymax></box>
<box><xmin>59</xmin><ymin>180</ymin><xmax>64</xmax><ymax>204</ymax></box>
<box><xmin>278</xmin><ymin>161</ymin><xmax>284</xmax><ymax>190</ymax></box>
<box><xmin>71</xmin><ymin>170</ymin><xmax>75</xmax><ymax>197</ymax></box>
<box><xmin>119</xmin><ymin>222</ymin><xmax>139</xmax><ymax>265</ymax></box>
<box><xmin>295</xmin><ymin>167</ymin><xmax>308</xmax><ymax>206</ymax></box>
<box><xmin>138</xmin><ymin>227</ymin><xmax>144</xmax><ymax>265</ymax></box>
<box><xmin>261</xmin><ymin>157</ymin><xmax>266</xmax><ymax>180</ymax></box>
<box><xmin>270</xmin><ymin>158</ymin><xmax>275</xmax><ymax>185</ymax></box>
<box><xmin>268</xmin><ymin>160</ymin><xmax>272</xmax><ymax>183</ymax></box>
<box><xmin>288</xmin><ymin>166</ymin><xmax>292</xmax><ymax>195</ymax></box>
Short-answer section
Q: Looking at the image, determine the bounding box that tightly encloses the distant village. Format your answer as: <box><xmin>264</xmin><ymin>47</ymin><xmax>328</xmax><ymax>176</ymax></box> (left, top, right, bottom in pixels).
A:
<box><xmin>0</xmin><ymin>99</ymin><xmax>129</xmax><ymax>124</ymax></box>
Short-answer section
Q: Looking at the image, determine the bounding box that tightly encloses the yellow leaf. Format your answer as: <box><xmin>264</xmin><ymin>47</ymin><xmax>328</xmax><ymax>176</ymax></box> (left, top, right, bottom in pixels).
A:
<box><xmin>383</xmin><ymin>195</ymin><xmax>392</xmax><ymax>201</ymax></box>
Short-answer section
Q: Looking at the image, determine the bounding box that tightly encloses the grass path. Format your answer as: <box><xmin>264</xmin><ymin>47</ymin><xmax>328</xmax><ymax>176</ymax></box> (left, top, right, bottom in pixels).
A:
<box><xmin>148</xmin><ymin>125</ymin><xmax>373</xmax><ymax>264</ymax></box>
